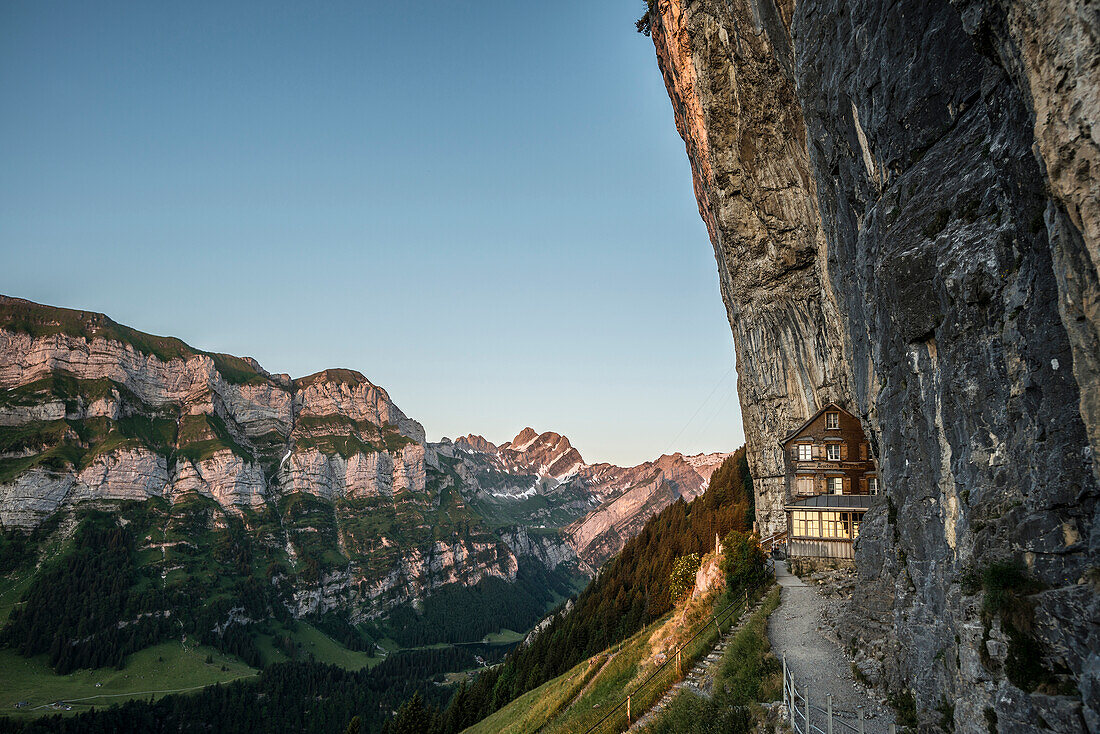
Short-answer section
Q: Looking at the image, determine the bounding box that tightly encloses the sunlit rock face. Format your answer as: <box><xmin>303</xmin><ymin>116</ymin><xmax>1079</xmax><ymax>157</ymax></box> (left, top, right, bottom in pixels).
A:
<box><xmin>294</xmin><ymin>369</ymin><xmax>426</xmax><ymax>444</ymax></box>
<box><xmin>647</xmin><ymin>0</ymin><xmax>1099</xmax><ymax>728</ymax></box>
<box><xmin>649</xmin><ymin>0</ymin><xmax>849</xmax><ymax>538</ymax></box>
<box><xmin>0</xmin><ymin>298</ymin><xmax>426</xmax><ymax>527</ymax></box>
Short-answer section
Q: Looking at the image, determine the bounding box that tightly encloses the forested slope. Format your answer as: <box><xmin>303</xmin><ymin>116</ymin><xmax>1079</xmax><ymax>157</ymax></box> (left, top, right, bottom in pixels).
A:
<box><xmin>387</xmin><ymin>449</ymin><xmax>754</xmax><ymax>733</ymax></box>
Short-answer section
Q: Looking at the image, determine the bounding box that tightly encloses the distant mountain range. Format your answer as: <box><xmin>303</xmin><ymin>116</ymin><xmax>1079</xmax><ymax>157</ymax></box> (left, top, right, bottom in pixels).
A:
<box><xmin>447</xmin><ymin>429</ymin><xmax>728</xmax><ymax>565</ymax></box>
<box><xmin>0</xmin><ymin>294</ymin><xmax>731</xmax><ymax>643</ymax></box>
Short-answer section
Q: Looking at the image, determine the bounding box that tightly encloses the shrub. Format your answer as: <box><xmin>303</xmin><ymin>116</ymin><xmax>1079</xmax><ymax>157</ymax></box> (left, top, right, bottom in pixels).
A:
<box><xmin>720</xmin><ymin>530</ymin><xmax>767</xmax><ymax>594</ymax></box>
<box><xmin>963</xmin><ymin>560</ymin><xmax>1053</xmax><ymax>691</ymax></box>
<box><xmin>668</xmin><ymin>553</ymin><xmax>702</xmax><ymax>604</ymax></box>
<box><xmin>635</xmin><ymin>0</ymin><xmax>656</xmax><ymax>36</ymax></box>
<box><xmin>889</xmin><ymin>689</ymin><xmax>918</xmax><ymax>727</ymax></box>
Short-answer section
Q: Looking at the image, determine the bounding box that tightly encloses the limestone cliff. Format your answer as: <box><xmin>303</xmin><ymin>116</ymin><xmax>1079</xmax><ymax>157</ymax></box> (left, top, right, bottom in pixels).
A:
<box><xmin>0</xmin><ymin>297</ymin><xmax>425</xmax><ymax>527</ymax></box>
<box><xmin>646</xmin><ymin>0</ymin><xmax>1099</xmax><ymax>730</ymax></box>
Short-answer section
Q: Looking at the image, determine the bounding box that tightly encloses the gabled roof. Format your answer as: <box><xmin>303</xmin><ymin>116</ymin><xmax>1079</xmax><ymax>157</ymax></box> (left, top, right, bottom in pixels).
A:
<box><xmin>780</xmin><ymin>401</ymin><xmax>853</xmax><ymax>446</ymax></box>
<box><xmin>784</xmin><ymin>494</ymin><xmax>876</xmax><ymax>510</ymax></box>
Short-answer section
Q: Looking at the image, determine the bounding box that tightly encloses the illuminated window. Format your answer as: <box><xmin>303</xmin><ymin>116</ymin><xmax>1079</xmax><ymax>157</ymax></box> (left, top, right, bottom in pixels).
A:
<box><xmin>826</xmin><ymin>412</ymin><xmax>839</xmax><ymax>429</ymax></box>
<box><xmin>797</xmin><ymin>443</ymin><xmax>813</xmax><ymax>461</ymax></box>
<box><xmin>796</xmin><ymin>476</ymin><xmax>815</xmax><ymax>495</ymax></box>
<box><xmin>826</xmin><ymin>444</ymin><xmax>841</xmax><ymax>461</ymax></box>
<box><xmin>820</xmin><ymin>512</ymin><xmax>852</xmax><ymax>539</ymax></box>
<box><xmin>828</xmin><ymin>476</ymin><xmax>844</xmax><ymax>494</ymax></box>
<box><xmin>792</xmin><ymin>510</ymin><xmax>819</xmax><ymax>538</ymax></box>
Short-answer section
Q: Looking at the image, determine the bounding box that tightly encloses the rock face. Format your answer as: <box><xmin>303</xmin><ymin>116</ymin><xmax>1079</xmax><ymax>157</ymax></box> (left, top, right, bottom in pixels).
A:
<box><xmin>0</xmin><ymin>297</ymin><xmax>425</xmax><ymax>527</ymax></box>
<box><xmin>648</xmin><ymin>0</ymin><xmax>848</xmax><ymax>537</ymax></box>
<box><xmin>646</xmin><ymin>0</ymin><xmax>1099</xmax><ymax>729</ymax></box>
<box><xmin>564</xmin><ymin>451</ymin><xmax>727</xmax><ymax>566</ymax></box>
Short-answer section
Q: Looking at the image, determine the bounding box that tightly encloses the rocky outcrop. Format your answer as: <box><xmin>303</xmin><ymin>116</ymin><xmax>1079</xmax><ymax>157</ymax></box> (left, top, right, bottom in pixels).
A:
<box><xmin>500</xmin><ymin>526</ymin><xmax>592</xmax><ymax>575</ymax></box>
<box><xmin>278</xmin><ymin>442</ymin><xmax>427</xmax><ymax>501</ymax></box>
<box><xmin>294</xmin><ymin>369</ymin><xmax>425</xmax><ymax>444</ymax></box>
<box><xmin>0</xmin><ymin>296</ymin><xmax>426</xmax><ymax>528</ymax></box>
<box><xmin>690</xmin><ymin>552</ymin><xmax>723</xmax><ymax>600</ymax></box>
<box><xmin>454</xmin><ymin>434</ymin><xmax>498</xmax><ymax>454</ymax></box>
<box><xmin>647</xmin><ymin>0</ymin><xmax>1099</xmax><ymax>729</ymax></box>
<box><xmin>295</xmin><ymin>535</ymin><xmax>523</xmax><ymax>619</ymax></box>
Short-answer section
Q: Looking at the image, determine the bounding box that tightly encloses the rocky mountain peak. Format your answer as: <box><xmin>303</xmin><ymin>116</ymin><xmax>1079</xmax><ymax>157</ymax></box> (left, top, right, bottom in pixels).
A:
<box><xmin>454</xmin><ymin>434</ymin><xmax>498</xmax><ymax>453</ymax></box>
<box><xmin>507</xmin><ymin>427</ymin><xmax>540</xmax><ymax>451</ymax></box>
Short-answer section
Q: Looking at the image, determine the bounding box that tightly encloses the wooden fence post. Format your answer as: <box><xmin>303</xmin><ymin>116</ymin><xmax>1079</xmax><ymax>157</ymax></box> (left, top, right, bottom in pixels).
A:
<box><xmin>858</xmin><ymin>706</ymin><xmax>865</xmax><ymax>734</ymax></box>
<box><xmin>827</xmin><ymin>694</ymin><xmax>833</xmax><ymax>734</ymax></box>
<box><xmin>677</xmin><ymin>649</ymin><xmax>682</xmax><ymax>677</ymax></box>
<box><xmin>805</xmin><ymin>686</ymin><xmax>810</xmax><ymax>734</ymax></box>
<box><xmin>627</xmin><ymin>694</ymin><xmax>631</xmax><ymax>725</ymax></box>
<box><xmin>782</xmin><ymin>656</ymin><xmax>788</xmax><ymax>713</ymax></box>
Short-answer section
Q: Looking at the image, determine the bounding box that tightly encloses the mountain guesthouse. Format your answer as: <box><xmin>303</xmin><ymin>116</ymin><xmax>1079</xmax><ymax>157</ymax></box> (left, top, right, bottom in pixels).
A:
<box><xmin>781</xmin><ymin>402</ymin><xmax>880</xmax><ymax>563</ymax></box>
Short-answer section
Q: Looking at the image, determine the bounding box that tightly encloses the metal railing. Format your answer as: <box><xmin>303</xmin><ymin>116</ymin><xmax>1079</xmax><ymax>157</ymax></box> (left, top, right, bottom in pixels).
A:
<box><xmin>759</xmin><ymin>530</ymin><xmax>788</xmax><ymax>554</ymax></box>
<box><xmin>783</xmin><ymin>656</ymin><xmax>896</xmax><ymax>734</ymax></box>
<box><xmin>579</xmin><ymin>587</ymin><xmax>757</xmax><ymax>734</ymax></box>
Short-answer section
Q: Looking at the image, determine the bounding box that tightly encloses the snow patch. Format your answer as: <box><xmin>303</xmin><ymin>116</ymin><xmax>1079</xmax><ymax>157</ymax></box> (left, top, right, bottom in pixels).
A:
<box><xmin>490</xmin><ymin>486</ymin><xmax>539</xmax><ymax>501</ymax></box>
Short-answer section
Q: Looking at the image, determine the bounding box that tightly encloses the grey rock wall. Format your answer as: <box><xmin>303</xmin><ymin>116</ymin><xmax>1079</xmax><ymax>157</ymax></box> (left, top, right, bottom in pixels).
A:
<box><xmin>648</xmin><ymin>0</ymin><xmax>1099</xmax><ymax>728</ymax></box>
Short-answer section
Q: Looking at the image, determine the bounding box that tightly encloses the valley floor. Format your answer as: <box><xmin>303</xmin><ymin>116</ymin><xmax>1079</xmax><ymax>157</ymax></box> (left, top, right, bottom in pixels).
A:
<box><xmin>769</xmin><ymin>563</ymin><xmax>894</xmax><ymax>733</ymax></box>
<box><xmin>0</xmin><ymin>642</ymin><xmax>256</xmax><ymax>717</ymax></box>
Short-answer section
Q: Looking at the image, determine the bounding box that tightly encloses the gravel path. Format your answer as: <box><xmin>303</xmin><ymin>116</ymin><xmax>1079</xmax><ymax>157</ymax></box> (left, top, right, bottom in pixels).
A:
<box><xmin>769</xmin><ymin>563</ymin><xmax>895</xmax><ymax>733</ymax></box>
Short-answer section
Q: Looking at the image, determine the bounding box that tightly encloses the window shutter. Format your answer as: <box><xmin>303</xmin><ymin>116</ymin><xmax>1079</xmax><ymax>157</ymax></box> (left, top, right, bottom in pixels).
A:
<box><xmin>817</xmin><ymin>476</ymin><xmax>826</xmax><ymax>494</ymax></box>
<box><xmin>860</xmin><ymin>477</ymin><xmax>868</xmax><ymax>494</ymax></box>
<box><xmin>840</xmin><ymin>443</ymin><xmax>849</xmax><ymax>460</ymax></box>
<box><xmin>791</xmin><ymin>447</ymin><xmax>798</xmax><ymax>462</ymax></box>
<box><xmin>843</xmin><ymin>476</ymin><xmax>851</xmax><ymax>494</ymax></box>
<box><xmin>860</xmin><ymin>442</ymin><xmax>868</xmax><ymax>460</ymax></box>
<box><xmin>813</xmin><ymin>443</ymin><xmax>823</xmax><ymax>460</ymax></box>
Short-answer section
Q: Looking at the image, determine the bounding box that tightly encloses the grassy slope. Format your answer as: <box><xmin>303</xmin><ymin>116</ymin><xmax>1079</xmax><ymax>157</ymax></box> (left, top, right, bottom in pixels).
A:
<box><xmin>463</xmin><ymin>574</ymin><xmax>778</xmax><ymax>734</ymax></box>
<box><xmin>465</xmin><ymin>583</ymin><xmax>751</xmax><ymax>734</ymax></box>
<box><xmin>0</xmin><ymin>576</ymin><xmax>34</xmax><ymax>627</ymax></box>
<box><xmin>0</xmin><ymin>642</ymin><xmax>257</xmax><ymax>716</ymax></box>
<box><xmin>463</xmin><ymin>655</ymin><xmax>607</xmax><ymax>734</ymax></box>
<box><xmin>481</xmin><ymin>629</ymin><xmax>524</xmax><ymax>645</ymax></box>
<box><xmin>254</xmin><ymin>621</ymin><xmax>381</xmax><ymax>670</ymax></box>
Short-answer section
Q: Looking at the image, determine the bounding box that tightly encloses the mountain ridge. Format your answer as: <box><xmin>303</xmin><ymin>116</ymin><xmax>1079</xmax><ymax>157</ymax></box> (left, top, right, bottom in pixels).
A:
<box><xmin>0</xmin><ymin>294</ymin><xmax>735</xmax><ymax>640</ymax></box>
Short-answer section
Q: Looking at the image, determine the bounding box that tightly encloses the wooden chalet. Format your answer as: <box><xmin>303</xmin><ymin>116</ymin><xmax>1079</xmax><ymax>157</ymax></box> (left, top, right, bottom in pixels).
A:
<box><xmin>780</xmin><ymin>402</ymin><xmax>880</xmax><ymax>561</ymax></box>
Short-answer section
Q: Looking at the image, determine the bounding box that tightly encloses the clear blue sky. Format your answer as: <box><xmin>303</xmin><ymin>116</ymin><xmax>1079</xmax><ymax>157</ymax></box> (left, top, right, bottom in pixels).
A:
<box><xmin>0</xmin><ymin>0</ymin><xmax>744</xmax><ymax>467</ymax></box>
